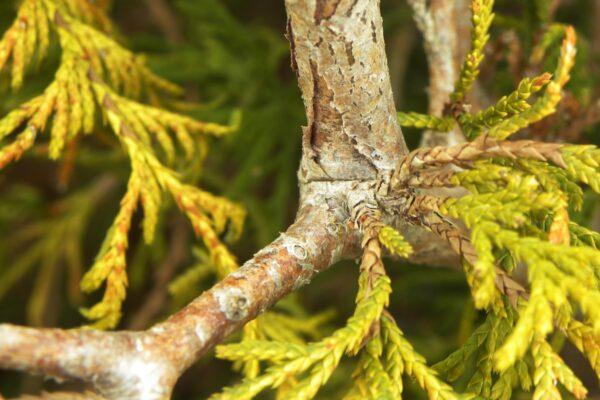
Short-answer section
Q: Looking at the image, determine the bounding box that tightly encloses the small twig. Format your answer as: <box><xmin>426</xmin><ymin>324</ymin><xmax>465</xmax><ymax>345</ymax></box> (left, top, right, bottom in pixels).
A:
<box><xmin>127</xmin><ymin>215</ymin><xmax>189</xmax><ymax>330</ymax></box>
<box><xmin>0</xmin><ymin>203</ymin><xmax>359</xmax><ymax>399</ymax></box>
<box><xmin>415</xmin><ymin>208</ymin><xmax>528</xmax><ymax>306</ymax></box>
<box><xmin>393</xmin><ymin>134</ymin><xmax>565</xmax><ymax>187</ymax></box>
<box><xmin>350</xmin><ymin>201</ymin><xmax>387</xmax><ymax>347</ymax></box>
<box><xmin>143</xmin><ymin>0</ymin><xmax>184</xmax><ymax>44</ymax></box>
<box><xmin>407</xmin><ymin>0</ymin><xmax>457</xmax><ymax>117</ymax></box>
<box><xmin>562</xmin><ymin>98</ymin><xmax>600</xmax><ymax>143</ymax></box>
<box><xmin>407</xmin><ymin>0</ymin><xmax>466</xmax><ymax>148</ymax></box>
<box><xmin>406</xmin><ymin>0</ymin><xmax>439</xmax><ymax>61</ymax></box>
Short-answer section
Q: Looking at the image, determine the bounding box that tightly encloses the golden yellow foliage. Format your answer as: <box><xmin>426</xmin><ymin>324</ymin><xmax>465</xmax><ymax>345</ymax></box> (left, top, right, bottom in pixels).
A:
<box><xmin>0</xmin><ymin>0</ymin><xmax>244</xmax><ymax>328</ymax></box>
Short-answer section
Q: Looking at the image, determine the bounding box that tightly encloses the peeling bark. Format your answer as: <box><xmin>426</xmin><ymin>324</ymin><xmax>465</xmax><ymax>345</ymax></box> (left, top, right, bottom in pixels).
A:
<box><xmin>0</xmin><ymin>1</ymin><xmax>464</xmax><ymax>397</ymax></box>
<box><xmin>286</xmin><ymin>0</ymin><xmax>407</xmax><ymax>182</ymax></box>
<box><xmin>0</xmin><ymin>202</ymin><xmax>360</xmax><ymax>399</ymax></box>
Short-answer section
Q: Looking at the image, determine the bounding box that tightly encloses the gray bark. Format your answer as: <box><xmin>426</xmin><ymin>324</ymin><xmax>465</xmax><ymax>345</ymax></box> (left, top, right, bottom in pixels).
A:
<box><xmin>0</xmin><ymin>1</ymin><xmax>460</xmax><ymax>397</ymax></box>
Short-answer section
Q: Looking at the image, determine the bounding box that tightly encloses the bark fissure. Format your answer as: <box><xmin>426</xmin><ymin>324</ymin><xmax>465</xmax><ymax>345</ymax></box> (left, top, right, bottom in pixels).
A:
<box><xmin>314</xmin><ymin>0</ymin><xmax>342</xmax><ymax>24</ymax></box>
<box><xmin>290</xmin><ymin>0</ymin><xmax>408</xmax><ymax>184</ymax></box>
<box><xmin>0</xmin><ymin>1</ymin><xmax>462</xmax><ymax>397</ymax></box>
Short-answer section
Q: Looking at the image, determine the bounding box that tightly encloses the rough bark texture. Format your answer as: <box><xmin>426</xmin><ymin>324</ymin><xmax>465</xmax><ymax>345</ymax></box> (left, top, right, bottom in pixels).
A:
<box><xmin>427</xmin><ymin>0</ymin><xmax>457</xmax><ymax>117</ymax></box>
<box><xmin>286</xmin><ymin>0</ymin><xmax>407</xmax><ymax>182</ymax></box>
<box><xmin>0</xmin><ymin>1</ymin><xmax>462</xmax><ymax>398</ymax></box>
<box><xmin>0</xmin><ymin>202</ymin><xmax>359</xmax><ymax>399</ymax></box>
<box><xmin>407</xmin><ymin>0</ymin><xmax>471</xmax><ymax>148</ymax></box>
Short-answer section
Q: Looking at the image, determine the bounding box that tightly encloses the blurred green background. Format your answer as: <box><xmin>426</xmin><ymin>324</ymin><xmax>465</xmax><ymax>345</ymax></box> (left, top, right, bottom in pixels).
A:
<box><xmin>0</xmin><ymin>0</ymin><xmax>599</xmax><ymax>398</ymax></box>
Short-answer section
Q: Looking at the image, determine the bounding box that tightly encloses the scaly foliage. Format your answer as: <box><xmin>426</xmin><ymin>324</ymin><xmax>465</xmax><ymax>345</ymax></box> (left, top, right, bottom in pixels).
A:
<box><xmin>423</xmin><ymin>129</ymin><xmax>600</xmax><ymax>398</ymax></box>
<box><xmin>451</xmin><ymin>0</ymin><xmax>495</xmax><ymax>102</ymax></box>
<box><xmin>213</xmin><ymin>209</ymin><xmax>462</xmax><ymax>399</ymax></box>
<box><xmin>379</xmin><ymin>225</ymin><xmax>414</xmax><ymax>258</ymax></box>
<box><xmin>459</xmin><ymin>73</ymin><xmax>552</xmax><ymax>139</ymax></box>
<box><xmin>397</xmin><ymin>111</ymin><xmax>455</xmax><ymax>132</ymax></box>
<box><xmin>392</xmin><ymin>1</ymin><xmax>600</xmax><ymax>398</ymax></box>
<box><xmin>1</xmin><ymin>0</ymin><xmax>600</xmax><ymax>398</ymax></box>
<box><xmin>0</xmin><ymin>0</ymin><xmax>243</xmax><ymax>328</ymax></box>
<box><xmin>486</xmin><ymin>26</ymin><xmax>577</xmax><ymax>140</ymax></box>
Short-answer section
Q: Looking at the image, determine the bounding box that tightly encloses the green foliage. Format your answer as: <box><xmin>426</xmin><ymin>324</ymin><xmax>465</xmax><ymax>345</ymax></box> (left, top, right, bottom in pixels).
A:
<box><xmin>426</xmin><ymin>134</ymin><xmax>600</xmax><ymax>396</ymax></box>
<box><xmin>460</xmin><ymin>73</ymin><xmax>552</xmax><ymax>139</ymax></box>
<box><xmin>435</xmin><ymin>307</ymin><xmax>529</xmax><ymax>399</ymax></box>
<box><xmin>451</xmin><ymin>0</ymin><xmax>495</xmax><ymax>102</ymax></box>
<box><xmin>379</xmin><ymin>225</ymin><xmax>414</xmax><ymax>258</ymax></box>
<box><xmin>213</xmin><ymin>260</ymin><xmax>393</xmax><ymax>399</ymax></box>
<box><xmin>1</xmin><ymin>0</ymin><xmax>600</xmax><ymax>398</ymax></box>
<box><xmin>395</xmin><ymin>0</ymin><xmax>600</xmax><ymax>398</ymax></box>
<box><xmin>0</xmin><ymin>180</ymin><xmax>109</xmax><ymax>326</ymax></box>
<box><xmin>486</xmin><ymin>27</ymin><xmax>576</xmax><ymax>140</ymax></box>
<box><xmin>562</xmin><ymin>145</ymin><xmax>600</xmax><ymax>192</ymax></box>
<box><xmin>0</xmin><ymin>0</ymin><xmax>244</xmax><ymax>328</ymax></box>
<box><xmin>397</xmin><ymin>111</ymin><xmax>455</xmax><ymax>132</ymax></box>
<box><xmin>381</xmin><ymin>315</ymin><xmax>461</xmax><ymax>400</ymax></box>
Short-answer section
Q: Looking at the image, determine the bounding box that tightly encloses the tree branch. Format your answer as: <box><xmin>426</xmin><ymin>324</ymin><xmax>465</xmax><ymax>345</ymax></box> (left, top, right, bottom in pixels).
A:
<box><xmin>0</xmin><ymin>201</ymin><xmax>359</xmax><ymax>399</ymax></box>
<box><xmin>127</xmin><ymin>216</ymin><xmax>189</xmax><ymax>330</ymax></box>
<box><xmin>286</xmin><ymin>0</ymin><xmax>407</xmax><ymax>182</ymax></box>
<box><xmin>0</xmin><ymin>1</ymin><xmax>469</xmax><ymax>397</ymax></box>
<box><xmin>408</xmin><ymin>0</ymin><xmax>469</xmax><ymax>147</ymax></box>
<box><xmin>143</xmin><ymin>0</ymin><xmax>184</xmax><ymax>44</ymax></box>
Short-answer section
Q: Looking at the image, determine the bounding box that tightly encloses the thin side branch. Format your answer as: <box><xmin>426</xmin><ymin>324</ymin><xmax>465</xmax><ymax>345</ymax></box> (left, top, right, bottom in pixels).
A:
<box><xmin>393</xmin><ymin>134</ymin><xmax>565</xmax><ymax>187</ymax></box>
<box><xmin>0</xmin><ymin>1</ymin><xmax>478</xmax><ymax>397</ymax></box>
<box><xmin>0</xmin><ymin>202</ymin><xmax>359</xmax><ymax>399</ymax></box>
<box><xmin>127</xmin><ymin>217</ymin><xmax>189</xmax><ymax>330</ymax></box>
<box><xmin>408</xmin><ymin>0</ymin><xmax>467</xmax><ymax>148</ymax></box>
<box><xmin>409</xmin><ymin>197</ymin><xmax>528</xmax><ymax>306</ymax></box>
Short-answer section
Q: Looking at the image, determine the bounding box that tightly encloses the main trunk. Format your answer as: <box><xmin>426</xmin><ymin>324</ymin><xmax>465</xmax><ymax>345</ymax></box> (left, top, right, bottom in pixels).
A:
<box><xmin>0</xmin><ymin>2</ymin><xmax>460</xmax><ymax>398</ymax></box>
<box><xmin>285</xmin><ymin>0</ymin><xmax>407</xmax><ymax>186</ymax></box>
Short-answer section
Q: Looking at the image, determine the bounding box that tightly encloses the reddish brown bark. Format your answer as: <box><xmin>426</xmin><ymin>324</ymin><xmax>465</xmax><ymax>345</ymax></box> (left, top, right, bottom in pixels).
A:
<box><xmin>0</xmin><ymin>1</ymin><xmax>460</xmax><ymax>398</ymax></box>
